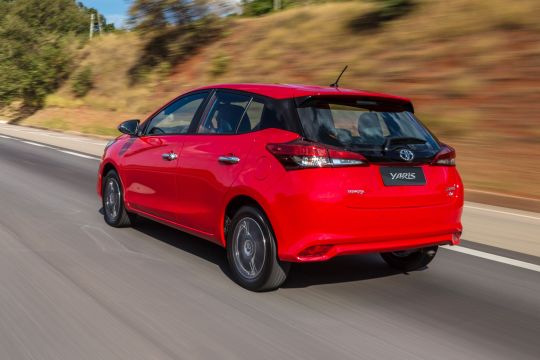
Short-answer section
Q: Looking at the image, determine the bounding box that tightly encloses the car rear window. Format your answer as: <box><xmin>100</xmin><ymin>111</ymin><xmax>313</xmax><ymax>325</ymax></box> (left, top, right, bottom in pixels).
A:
<box><xmin>296</xmin><ymin>98</ymin><xmax>440</xmax><ymax>162</ymax></box>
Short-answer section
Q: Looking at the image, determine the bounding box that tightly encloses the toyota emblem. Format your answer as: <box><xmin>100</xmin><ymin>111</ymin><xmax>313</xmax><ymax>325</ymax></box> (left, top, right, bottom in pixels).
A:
<box><xmin>399</xmin><ymin>149</ymin><xmax>415</xmax><ymax>161</ymax></box>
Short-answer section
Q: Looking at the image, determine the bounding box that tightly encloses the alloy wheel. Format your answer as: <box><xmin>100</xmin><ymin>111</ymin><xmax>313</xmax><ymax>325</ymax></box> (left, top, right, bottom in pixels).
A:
<box><xmin>104</xmin><ymin>178</ymin><xmax>121</xmax><ymax>221</ymax></box>
<box><xmin>232</xmin><ymin>217</ymin><xmax>267</xmax><ymax>280</ymax></box>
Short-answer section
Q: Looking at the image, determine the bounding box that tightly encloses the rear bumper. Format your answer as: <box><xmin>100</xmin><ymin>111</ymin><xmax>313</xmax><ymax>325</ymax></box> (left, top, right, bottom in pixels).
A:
<box><xmin>276</xmin><ymin>204</ymin><xmax>462</xmax><ymax>262</ymax></box>
<box><xmin>287</xmin><ymin>231</ymin><xmax>460</xmax><ymax>262</ymax></box>
<box><xmin>271</xmin><ymin>197</ymin><xmax>463</xmax><ymax>263</ymax></box>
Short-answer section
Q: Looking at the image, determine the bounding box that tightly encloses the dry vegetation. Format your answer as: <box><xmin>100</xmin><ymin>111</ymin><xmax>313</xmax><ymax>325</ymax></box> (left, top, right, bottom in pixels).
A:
<box><xmin>20</xmin><ymin>0</ymin><xmax>540</xmax><ymax>196</ymax></box>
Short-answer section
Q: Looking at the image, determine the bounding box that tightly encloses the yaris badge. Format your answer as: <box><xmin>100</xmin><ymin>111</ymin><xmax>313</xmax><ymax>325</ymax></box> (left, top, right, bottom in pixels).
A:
<box><xmin>399</xmin><ymin>149</ymin><xmax>414</xmax><ymax>161</ymax></box>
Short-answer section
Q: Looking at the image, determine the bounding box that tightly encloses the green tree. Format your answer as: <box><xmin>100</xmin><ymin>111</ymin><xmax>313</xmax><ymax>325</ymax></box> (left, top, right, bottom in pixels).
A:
<box><xmin>129</xmin><ymin>0</ymin><xmax>210</xmax><ymax>33</ymax></box>
<box><xmin>240</xmin><ymin>0</ymin><xmax>319</xmax><ymax>16</ymax></box>
<box><xmin>241</xmin><ymin>0</ymin><xmax>273</xmax><ymax>16</ymax></box>
<box><xmin>0</xmin><ymin>0</ymin><xmax>112</xmax><ymax>107</ymax></box>
<box><xmin>128</xmin><ymin>0</ymin><xmax>222</xmax><ymax>80</ymax></box>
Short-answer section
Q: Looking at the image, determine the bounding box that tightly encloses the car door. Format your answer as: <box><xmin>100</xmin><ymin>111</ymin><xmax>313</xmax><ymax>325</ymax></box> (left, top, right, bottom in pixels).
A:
<box><xmin>121</xmin><ymin>91</ymin><xmax>210</xmax><ymax>221</ymax></box>
<box><xmin>175</xmin><ymin>90</ymin><xmax>258</xmax><ymax>235</ymax></box>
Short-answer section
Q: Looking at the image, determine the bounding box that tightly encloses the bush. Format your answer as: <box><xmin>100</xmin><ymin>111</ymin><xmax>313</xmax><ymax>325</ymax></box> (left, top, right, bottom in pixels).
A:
<box><xmin>71</xmin><ymin>67</ymin><xmax>93</xmax><ymax>97</ymax></box>
<box><xmin>242</xmin><ymin>0</ymin><xmax>274</xmax><ymax>16</ymax></box>
<box><xmin>210</xmin><ymin>53</ymin><xmax>230</xmax><ymax>77</ymax></box>
<box><xmin>376</xmin><ymin>0</ymin><xmax>414</xmax><ymax>18</ymax></box>
<box><xmin>349</xmin><ymin>0</ymin><xmax>415</xmax><ymax>32</ymax></box>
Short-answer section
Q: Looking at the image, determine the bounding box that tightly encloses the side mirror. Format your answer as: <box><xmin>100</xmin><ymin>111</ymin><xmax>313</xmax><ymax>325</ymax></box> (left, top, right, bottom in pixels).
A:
<box><xmin>118</xmin><ymin>119</ymin><xmax>140</xmax><ymax>136</ymax></box>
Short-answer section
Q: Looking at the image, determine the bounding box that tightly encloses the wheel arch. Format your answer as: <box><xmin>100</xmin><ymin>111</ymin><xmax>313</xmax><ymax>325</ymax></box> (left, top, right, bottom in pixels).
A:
<box><xmin>221</xmin><ymin>193</ymin><xmax>275</xmax><ymax>248</ymax></box>
<box><xmin>102</xmin><ymin>162</ymin><xmax>117</xmax><ymax>177</ymax></box>
<box><xmin>97</xmin><ymin>161</ymin><xmax>122</xmax><ymax>198</ymax></box>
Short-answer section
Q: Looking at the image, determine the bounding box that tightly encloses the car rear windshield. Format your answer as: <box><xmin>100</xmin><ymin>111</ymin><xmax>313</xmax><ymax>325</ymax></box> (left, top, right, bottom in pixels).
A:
<box><xmin>296</xmin><ymin>97</ymin><xmax>440</xmax><ymax>162</ymax></box>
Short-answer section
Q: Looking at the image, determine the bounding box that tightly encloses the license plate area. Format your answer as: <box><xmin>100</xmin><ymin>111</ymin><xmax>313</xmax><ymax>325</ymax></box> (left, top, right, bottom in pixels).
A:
<box><xmin>380</xmin><ymin>167</ymin><xmax>426</xmax><ymax>186</ymax></box>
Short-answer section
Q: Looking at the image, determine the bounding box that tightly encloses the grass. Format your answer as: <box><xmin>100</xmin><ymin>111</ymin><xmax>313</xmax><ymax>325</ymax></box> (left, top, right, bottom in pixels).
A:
<box><xmin>45</xmin><ymin>94</ymin><xmax>84</xmax><ymax>108</ymax></box>
<box><xmin>41</xmin><ymin>32</ymin><xmax>157</xmax><ymax>114</ymax></box>
<box><xmin>22</xmin><ymin>107</ymin><xmax>141</xmax><ymax>138</ymax></box>
<box><xmin>209</xmin><ymin>53</ymin><xmax>230</xmax><ymax>77</ymax></box>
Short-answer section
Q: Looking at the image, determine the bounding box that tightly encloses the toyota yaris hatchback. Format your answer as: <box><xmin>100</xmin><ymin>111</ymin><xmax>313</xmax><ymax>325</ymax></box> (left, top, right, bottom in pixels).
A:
<box><xmin>98</xmin><ymin>83</ymin><xmax>463</xmax><ymax>291</ymax></box>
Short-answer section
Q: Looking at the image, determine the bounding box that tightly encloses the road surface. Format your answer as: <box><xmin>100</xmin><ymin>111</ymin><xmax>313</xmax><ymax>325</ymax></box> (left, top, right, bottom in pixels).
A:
<box><xmin>0</xmin><ymin>132</ymin><xmax>539</xmax><ymax>359</ymax></box>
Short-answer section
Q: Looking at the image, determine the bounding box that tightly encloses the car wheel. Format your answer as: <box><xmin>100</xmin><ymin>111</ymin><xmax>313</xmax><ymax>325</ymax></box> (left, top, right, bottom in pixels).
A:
<box><xmin>227</xmin><ymin>206</ymin><xmax>290</xmax><ymax>291</ymax></box>
<box><xmin>380</xmin><ymin>246</ymin><xmax>438</xmax><ymax>272</ymax></box>
<box><xmin>102</xmin><ymin>170</ymin><xmax>135</xmax><ymax>227</ymax></box>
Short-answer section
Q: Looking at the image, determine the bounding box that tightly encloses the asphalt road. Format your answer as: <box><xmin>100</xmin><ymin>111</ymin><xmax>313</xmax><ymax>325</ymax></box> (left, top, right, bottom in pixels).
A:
<box><xmin>0</xmin><ymin>135</ymin><xmax>539</xmax><ymax>360</ymax></box>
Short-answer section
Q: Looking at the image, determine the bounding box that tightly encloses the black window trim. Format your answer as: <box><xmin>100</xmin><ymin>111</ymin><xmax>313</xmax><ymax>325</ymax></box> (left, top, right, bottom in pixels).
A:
<box><xmin>138</xmin><ymin>87</ymin><xmax>304</xmax><ymax>137</ymax></box>
<box><xmin>191</xmin><ymin>88</ymin><xmax>300</xmax><ymax>136</ymax></box>
<box><xmin>294</xmin><ymin>95</ymin><xmax>415</xmax><ymax>113</ymax></box>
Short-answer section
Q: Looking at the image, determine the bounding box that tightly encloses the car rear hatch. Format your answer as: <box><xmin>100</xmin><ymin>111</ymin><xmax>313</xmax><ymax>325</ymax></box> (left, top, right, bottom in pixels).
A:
<box><xmin>268</xmin><ymin>96</ymin><xmax>459</xmax><ymax>208</ymax></box>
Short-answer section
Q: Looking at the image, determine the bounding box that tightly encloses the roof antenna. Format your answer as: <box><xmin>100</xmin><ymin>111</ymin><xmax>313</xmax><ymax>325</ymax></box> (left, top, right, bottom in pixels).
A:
<box><xmin>330</xmin><ymin>65</ymin><xmax>348</xmax><ymax>88</ymax></box>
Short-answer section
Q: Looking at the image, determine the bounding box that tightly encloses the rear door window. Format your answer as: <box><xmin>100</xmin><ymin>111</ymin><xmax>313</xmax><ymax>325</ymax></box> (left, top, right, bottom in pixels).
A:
<box><xmin>198</xmin><ymin>92</ymin><xmax>251</xmax><ymax>134</ymax></box>
<box><xmin>197</xmin><ymin>91</ymin><xmax>290</xmax><ymax>134</ymax></box>
<box><xmin>242</xmin><ymin>100</ymin><xmax>265</xmax><ymax>132</ymax></box>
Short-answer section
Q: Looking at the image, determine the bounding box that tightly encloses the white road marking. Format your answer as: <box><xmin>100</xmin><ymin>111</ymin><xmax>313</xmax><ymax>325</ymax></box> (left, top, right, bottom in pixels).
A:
<box><xmin>58</xmin><ymin>150</ymin><xmax>100</xmax><ymax>160</ymax></box>
<box><xmin>21</xmin><ymin>140</ymin><xmax>53</xmax><ymax>148</ymax></box>
<box><xmin>444</xmin><ymin>245</ymin><xmax>540</xmax><ymax>272</ymax></box>
<box><xmin>464</xmin><ymin>205</ymin><xmax>540</xmax><ymax>221</ymax></box>
<box><xmin>1</xmin><ymin>134</ymin><xmax>100</xmax><ymax>160</ymax></box>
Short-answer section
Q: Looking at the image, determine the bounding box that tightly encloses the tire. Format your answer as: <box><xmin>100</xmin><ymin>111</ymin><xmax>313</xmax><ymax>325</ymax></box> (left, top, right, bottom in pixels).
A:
<box><xmin>102</xmin><ymin>170</ymin><xmax>135</xmax><ymax>227</ymax></box>
<box><xmin>380</xmin><ymin>246</ymin><xmax>438</xmax><ymax>272</ymax></box>
<box><xmin>227</xmin><ymin>205</ymin><xmax>290</xmax><ymax>291</ymax></box>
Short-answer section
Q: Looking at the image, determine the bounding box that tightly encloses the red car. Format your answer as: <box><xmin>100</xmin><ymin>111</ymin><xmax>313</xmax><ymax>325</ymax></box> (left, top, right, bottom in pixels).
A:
<box><xmin>98</xmin><ymin>83</ymin><xmax>463</xmax><ymax>291</ymax></box>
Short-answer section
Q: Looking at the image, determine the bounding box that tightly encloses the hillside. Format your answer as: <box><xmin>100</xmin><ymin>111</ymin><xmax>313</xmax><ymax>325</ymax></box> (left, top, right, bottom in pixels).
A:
<box><xmin>16</xmin><ymin>0</ymin><xmax>540</xmax><ymax>197</ymax></box>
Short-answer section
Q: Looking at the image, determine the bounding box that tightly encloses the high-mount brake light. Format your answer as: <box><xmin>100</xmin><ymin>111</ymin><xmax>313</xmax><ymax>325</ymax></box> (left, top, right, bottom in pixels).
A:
<box><xmin>432</xmin><ymin>145</ymin><xmax>456</xmax><ymax>166</ymax></box>
<box><xmin>266</xmin><ymin>140</ymin><xmax>368</xmax><ymax>170</ymax></box>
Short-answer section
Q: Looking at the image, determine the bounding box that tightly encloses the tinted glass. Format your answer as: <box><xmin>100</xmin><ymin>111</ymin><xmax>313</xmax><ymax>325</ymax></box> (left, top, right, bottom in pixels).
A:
<box><xmin>241</xmin><ymin>99</ymin><xmax>265</xmax><ymax>133</ymax></box>
<box><xmin>146</xmin><ymin>92</ymin><xmax>208</xmax><ymax>135</ymax></box>
<box><xmin>199</xmin><ymin>92</ymin><xmax>251</xmax><ymax>134</ymax></box>
<box><xmin>297</xmin><ymin>98</ymin><xmax>440</xmax><ymax>162</ymax></box>
<box><xmin>260</xmin><ymin>99</ymin><xmax>296</xmax><ymax>132</ymax></box>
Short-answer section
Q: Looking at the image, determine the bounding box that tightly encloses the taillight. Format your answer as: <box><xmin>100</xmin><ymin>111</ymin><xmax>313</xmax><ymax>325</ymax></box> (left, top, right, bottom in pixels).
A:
<box><xmin>432</xmin><ymin>145</ymin><xmax>456</xmax><ymax>166</ymax></box>
<box><xmin>266</xmin><ymin>140</ymin><xmax>368</xmax><ymax>170</ymax></box>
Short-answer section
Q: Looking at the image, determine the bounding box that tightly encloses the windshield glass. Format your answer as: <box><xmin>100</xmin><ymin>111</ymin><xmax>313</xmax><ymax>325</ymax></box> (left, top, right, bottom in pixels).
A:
<box><xmin>296</xmin><ymin>98</ymin><xmax>440</xmax><ymax>162</ymax></box>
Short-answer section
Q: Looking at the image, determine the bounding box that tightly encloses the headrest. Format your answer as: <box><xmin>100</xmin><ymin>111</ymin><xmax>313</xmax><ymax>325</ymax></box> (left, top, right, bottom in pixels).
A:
<box><xmin>358</xmin><ymin>112</ymin><xmax>383</xmax><ymax>140</ymax></box>
<box><xmin>216</xmin><ymin>104</ymin><xmax>246</xmax><ymax>133</ymax></box>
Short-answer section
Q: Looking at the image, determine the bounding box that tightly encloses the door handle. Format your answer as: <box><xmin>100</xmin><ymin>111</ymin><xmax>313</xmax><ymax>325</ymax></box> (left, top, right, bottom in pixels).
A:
<box><xmin>218</xmin><ymin>155</ymin><xmax>240</xmax><ymax>164</ymax></box>
<box><xmin>162</xmin><ymin>152</ymin><xmax>178</xmax><ymax>161</ymax></box>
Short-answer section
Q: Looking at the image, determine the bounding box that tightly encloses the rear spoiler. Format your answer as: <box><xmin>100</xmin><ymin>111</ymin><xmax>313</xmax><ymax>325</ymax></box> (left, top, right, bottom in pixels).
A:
<box><xmin>295</xmin><ymin>95</ymin><xmax>415</xmax><ymax>113</ymax></box>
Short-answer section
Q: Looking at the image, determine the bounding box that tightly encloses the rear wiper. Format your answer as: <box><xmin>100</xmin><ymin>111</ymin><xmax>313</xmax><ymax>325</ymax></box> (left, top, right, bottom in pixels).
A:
<box><xmin>301</xmin><ymin>137</ymin><xmax>318</xmax><ymax>143</ymax></box>
<box><xmin>344</xmin><ymin>143</ymin><xmax>377</xmax><ymax>151</ymax></box>
<box><xmin>383</xmin><ymin>137</ymin><xmax>426</xmax><ymax>151</ymax></box>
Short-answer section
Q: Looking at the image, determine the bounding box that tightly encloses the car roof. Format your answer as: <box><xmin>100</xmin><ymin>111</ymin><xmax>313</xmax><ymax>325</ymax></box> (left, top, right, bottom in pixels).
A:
<box><xmin>191</xmin><ymin>83</ymin><xmax>411</xmax><ymax>103</ymax></box>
